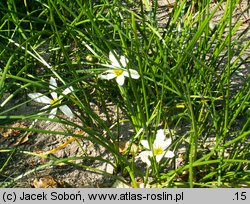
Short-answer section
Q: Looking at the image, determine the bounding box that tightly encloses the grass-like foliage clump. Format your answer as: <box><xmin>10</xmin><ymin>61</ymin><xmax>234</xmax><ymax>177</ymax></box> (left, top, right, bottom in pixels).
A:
<box><xmin>0</xmin><ymin>0</ymin><xmax>249</xmax><ymax>188</ymax></box>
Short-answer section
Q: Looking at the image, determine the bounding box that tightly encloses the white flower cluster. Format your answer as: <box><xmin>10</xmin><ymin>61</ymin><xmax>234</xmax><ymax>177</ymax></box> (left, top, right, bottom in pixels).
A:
<box><xmin>99</xmin><ymin>51</ymin><xmax>140</xmax><ymax>86</ymax></box>
<box><xmin>137</xmin><ymin>129</ymin><xmax>175</xmax><ymax>167</ymax></box>
<box><xmin>28</xmin><ymin>77</ymin><xmax>74</xmax><ymax>119</ymax></box>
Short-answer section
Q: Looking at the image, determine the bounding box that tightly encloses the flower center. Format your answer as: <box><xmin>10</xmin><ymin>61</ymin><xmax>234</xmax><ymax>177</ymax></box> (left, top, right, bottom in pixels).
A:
<box><xmin>113</xmin><ymin>69</ymin><xmax>123</xmax><ymax>76</ymax></box>
<box><xmin>50</xmin><ymin>98</ymin><xmax>60</xmax><ymax>106</ymax></box>
<box><xmin>153</xmin><ymin>147</ymin><xmax>164</xmax><ymax>155</ymax></box>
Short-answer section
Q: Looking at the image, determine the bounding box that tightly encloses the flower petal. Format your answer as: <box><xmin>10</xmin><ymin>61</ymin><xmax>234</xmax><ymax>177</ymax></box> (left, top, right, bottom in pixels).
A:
<box><xmin>48</xmin><ymin>108</ymin><xmax>57</xmax><ymax>119</ymax></box>
<box><xmin>116</xmin><ymin>75</ymin><xmax>125</xmax><ymax>86</ymax></box>
<box><xmin>156</xmin><ymin>129</ymin><xmax>165</xmax><ymax>141</ymax></box>
<box><xmin>62</xmin><ymin>86</ymin><xmax>74</xmax><ymax>95</ymax></box>
<box><xmin>49</xmin><ymin>77</ymin><xmax>58</xmax><ymax>99</ymax></box>
<box><xmin>99</xmin><ymin>72</ymin><xmax>116</xmax><ymax>80</ymax></box>
<box><xmin>155</xmin><ymin>153</ymin><xmax>164</xmax><ymax>162</ymax></box>
<box><xmin>28</xmin><ymin>93</ymin><xmax>52</xmax><ymax>104</ymax></box>
<box><xmin>153</xmin><ymin>130</ymin><xmax>166</xmax><ymax>149</ymax></box>
<box><xmin>138</xmin><ymin>151</ymin><xmax>152</xmax><ymax>166</ymax></box>
<box><xmin>51</xmin><ymin>91</ymin><xmax>58</xmax><ymax>100</ymax></box>
<box><xmin>49</xmin><ymin>77</ymin><xmax>57</xmax><ymax>90</ymax></box>
<box><xmin>109</xmin><ymin>51</ymin><xmax>120</xmax><ymax>68</ymax></box>
<box><xmin>59</xmin><ymin>105</ymin><xmax>74</xmax><ymax>118</ymax></box>
<box><xmin>164</xmin><ymin>150</ymin><xmax>175</xmax><ymax>158</ymax></box>
<box><xmin>140</xmin><ymin>140</ymin><xmax>150</xmax><ymax>149</ymax></box>
<box><xmin>123</xmin><ymin>69</ymin><xmax>140</xmax><ymax>79</ymax></box>
<box><xmin>109</xmin><ymin>51</ymin><xmax>128</xmax><ymax>68</ymax></box>
<box><xmin>40</xmin><ymin>105</ymin><xmax>50</xmax><ymax>111</ymax></box>
<box><xmin>119</xmin><ymin>55</ymin><xmax>128</xmax><ymax>68</ymax></box>
<box><xmin>160</xmin><ymin>138</ymin><xmax>172</xmax><ymax>150</ymax></box>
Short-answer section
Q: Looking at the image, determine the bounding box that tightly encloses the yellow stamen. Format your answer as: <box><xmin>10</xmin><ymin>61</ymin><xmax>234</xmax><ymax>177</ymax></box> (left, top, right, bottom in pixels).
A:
<box><xmin>50</xmin><ymin>98</ymin><xmax>60</xmax><ymax>106</ymax></box>
<box><xmin>154</xmin><ymin>147</ymin><xmax>164</xmax><ymax>155</ymax></box>
<box><xmin>113</xmin><ymin>69</ymin><xmax>123</xmax><ymax>76</ymax></box>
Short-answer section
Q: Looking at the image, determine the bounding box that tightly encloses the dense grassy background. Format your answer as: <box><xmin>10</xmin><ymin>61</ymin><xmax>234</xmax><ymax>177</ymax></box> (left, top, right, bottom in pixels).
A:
<box><xmin>0</xmin><ymin>0</ymin><xmax>249</xmax><ymax>187</ymax></box>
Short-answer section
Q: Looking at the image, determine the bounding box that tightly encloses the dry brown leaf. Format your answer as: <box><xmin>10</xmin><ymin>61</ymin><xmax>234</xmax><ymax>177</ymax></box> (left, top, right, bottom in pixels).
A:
<box><xmin>42</xmin><ymin>137</ymin><xmax>76</xmax><ymax>155</ymax></box>
<box><xmin>75</xmin><ymin>129</ymin><xmax>85</xmax><ymax>135</ymax></box>
<box><xmin>32</xmin><ymin>175</ymin><xmax>58</xmax><ymax>188</ymax></box>
<box><xmin>116</xmin><ymin>140</ymin><xmax>138</xmax><ymax>155</ymax></box>
<box><xmin>13</xmin><ymin>132</ymin><xmax>32</xmax><ymax>146</ymax></box>
<box><xmin>0</xmin><ymin>122</ymin><xmax>27</xmax><ymax>138</ymax></box>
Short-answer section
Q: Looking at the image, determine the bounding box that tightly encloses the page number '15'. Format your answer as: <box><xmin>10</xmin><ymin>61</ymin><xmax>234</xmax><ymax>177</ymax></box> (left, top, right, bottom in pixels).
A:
<box><xmin>234</xmin><ymin>192</ymin><xmax>247</xmax><ymax>201</ymax></box>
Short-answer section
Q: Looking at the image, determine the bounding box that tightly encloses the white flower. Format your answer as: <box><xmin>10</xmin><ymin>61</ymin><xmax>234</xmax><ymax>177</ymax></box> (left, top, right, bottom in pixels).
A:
<box><xmin>99</xmin><ymin>51</ymin><xmax>140</xmax><ymax>86</ymax></box>
<box><xmin>138</xmin><ymin>129</ymin><xmax>175</xmax><ymax>166</ymax></box>
<box><xmin>28</xmin><ymin>77</ymin><xmax>74</xmax><ymax>119</ymax></box>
